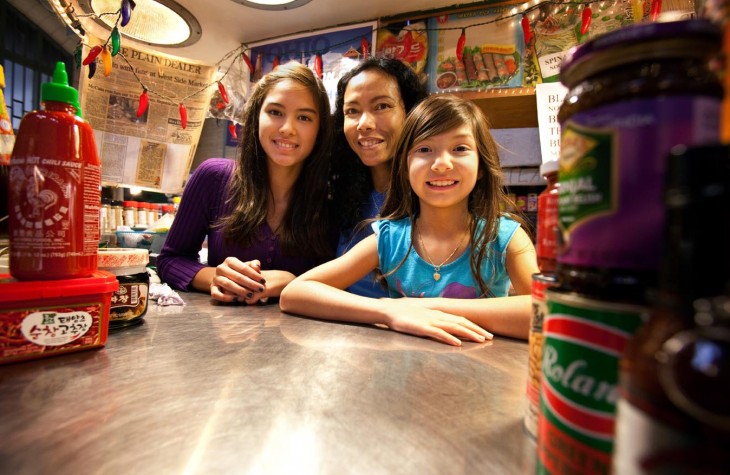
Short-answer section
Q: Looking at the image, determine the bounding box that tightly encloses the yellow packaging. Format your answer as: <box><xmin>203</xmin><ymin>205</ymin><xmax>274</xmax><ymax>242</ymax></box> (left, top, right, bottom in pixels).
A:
<box><xmin>0</xmin><ymin>64</ymin><xmax>15</xmax><ymax>165</ymax></box>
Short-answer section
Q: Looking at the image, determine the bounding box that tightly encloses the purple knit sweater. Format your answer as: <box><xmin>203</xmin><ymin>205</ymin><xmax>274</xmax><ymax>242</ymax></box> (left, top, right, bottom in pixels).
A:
<box><xmin>156</xmin><ymin>158</ymin><xmax>327</xmax><ymax>291</ymax></box>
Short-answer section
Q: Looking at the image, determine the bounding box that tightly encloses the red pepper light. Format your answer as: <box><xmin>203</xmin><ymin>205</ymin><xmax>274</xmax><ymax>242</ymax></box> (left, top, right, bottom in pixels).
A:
<box><xmin>218</xmin><ymin>82</ymin><xmax>229</xmax><ymax>104</ymax></box>
<box><xmin>521</xmin><ymin>16</ymin><xmax>532</xmax><ymax>45</ymax></box>
<box><xmin>137</xmin><ymin>89</ymin><xmax>148</xmax><ymax>117</ymax></box>
<box><xmin>581</xmin><ymin>6</ymin><xmax>593</xmax><ymax>35</ymax></box>
<box><xmin>216</xmin><ymin>102</ymin><xmax>226</xmax><ymax>110</ymax></box>
<box><xmin>179</xmin><ymin>103</ymin><xmax>187</xmax><ymax>129</ymax></box>
<box><xmin>241</xmin><ymin>52</ymin><xmax>254</xmax><ymax>73</ymax></box>
<box><xmin>228</xmin><ymin>122</ymin><xmax>237</xmax><ymax>140</ymax></box>
<box><xmin>315</xmin><ymin>53</ymin><xmax>323</xmax><ymax>79</ymax></box>
<box><xmin>121</xmin><ymin>0</ymin><xmax>132</xmax><ymax>27</ymax></box>
<box><xmin>456</xmin><ymin>29</ymin><xmax>466</xmax><ymax>62</ymax></box>
<box><xmin>650</xmin><ymin>0</ymin><xmax>662</xmax><ymax>21</ymax></box>
<box><xmin>83</xmin><ymin>45</ymin><xmax>103</xmax><ymax>66</ymax></box>
<box><xmin>272</xmin><ymin>56</ymin><xmax>280</xmax><ymax>71</ymax></box>
<box><xmin>361</xmin><ymin>37</ymin><xmax>369</xmax><ymax>60</ymax></box>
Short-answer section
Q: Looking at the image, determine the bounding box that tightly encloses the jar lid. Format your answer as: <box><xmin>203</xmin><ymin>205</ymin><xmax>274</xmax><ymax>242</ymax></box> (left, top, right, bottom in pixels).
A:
<box><xmin>560</xmin><ymin>20</ymin><xmax>722</xmax><ymax>88</ymax></box>
<box><xmin>98</xmin><ymin>248</ymin><xmax>149</xmax><ymax>272</ymax></box>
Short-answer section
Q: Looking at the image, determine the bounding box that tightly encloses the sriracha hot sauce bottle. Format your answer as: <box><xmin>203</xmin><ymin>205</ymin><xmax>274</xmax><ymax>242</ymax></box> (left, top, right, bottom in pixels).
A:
<box><xmin>8</xmin><ymin>62</ymin><xmax>101</xmax><ymax>280</ymax></box>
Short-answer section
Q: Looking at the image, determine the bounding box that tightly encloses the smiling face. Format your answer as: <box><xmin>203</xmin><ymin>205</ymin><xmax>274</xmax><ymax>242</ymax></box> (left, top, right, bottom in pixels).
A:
<box><xmin>258</xmin><ymin>79</ymin><xmax>320</xmax><ymax>172</ymax></box>
<box><xmin>407</xmin><ymin>124</ymin><xmax>480</xmax><ymax>213</ymax></box>
<box><xmin>342</xmin><ymin>70</ymin><xmax>407</xmax><ymax>171</ymax></box>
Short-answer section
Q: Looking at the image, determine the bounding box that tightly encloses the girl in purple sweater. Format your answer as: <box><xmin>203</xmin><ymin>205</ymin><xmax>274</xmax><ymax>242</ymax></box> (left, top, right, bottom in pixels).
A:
<box><xmin>157</xmin><ymin>62</ymin><xmax>336</xmax><ymax>303</ymax></box>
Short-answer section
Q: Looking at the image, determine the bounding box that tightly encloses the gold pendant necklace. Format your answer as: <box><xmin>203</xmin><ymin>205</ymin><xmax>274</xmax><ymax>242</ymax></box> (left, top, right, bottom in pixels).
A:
<box><xmin>416</xmin><ymin>222</ymin><xmax>469</xmax><ymax>281</ymax></box>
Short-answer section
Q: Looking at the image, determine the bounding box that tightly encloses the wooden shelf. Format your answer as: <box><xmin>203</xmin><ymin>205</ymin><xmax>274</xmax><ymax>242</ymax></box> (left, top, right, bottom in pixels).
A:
<box><xmin>446</xmin><ymin>87</ymin><xmax>538</xmax><ymax>129</ymax></box>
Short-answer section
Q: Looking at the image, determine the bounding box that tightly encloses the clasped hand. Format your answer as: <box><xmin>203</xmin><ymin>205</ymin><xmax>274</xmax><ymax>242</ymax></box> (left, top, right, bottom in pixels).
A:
<box><xmin>210</xmin><ymin>257</ymin><xmax>269</xmax><ymax>304</ymax></box>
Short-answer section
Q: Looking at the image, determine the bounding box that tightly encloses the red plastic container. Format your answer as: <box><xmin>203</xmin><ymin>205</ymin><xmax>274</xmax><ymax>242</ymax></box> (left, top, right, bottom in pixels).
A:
<box><xmin>0</xmin><ymin>271</ymin><xmax>118</xmax><ymax>364</ymax></box>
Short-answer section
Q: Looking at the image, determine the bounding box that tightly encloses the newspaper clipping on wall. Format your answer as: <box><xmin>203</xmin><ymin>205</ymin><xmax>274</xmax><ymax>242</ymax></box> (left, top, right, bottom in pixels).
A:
<box><xmin>78</xmin><ymin>40</ymin><xmax>215</xmax><ymax>193</ymax></box>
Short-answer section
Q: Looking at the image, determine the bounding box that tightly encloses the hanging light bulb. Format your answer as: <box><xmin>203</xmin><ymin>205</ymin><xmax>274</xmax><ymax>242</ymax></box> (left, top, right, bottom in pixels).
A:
<box><xmin>179</xmin><ymin>103</ymin><xmax>187</xmax><ymax>129</ymax></box>
<box><xmin>315</xmin><ymin>53</ymin><xmax>323</xmax><ymax>79</ymax></box>
<box><xmin>83</xmin><ymin>45</ymin><xmax>103</xmax><ymax>65</ymax></box>
<box><xmin>241</xmin><ymin>51</ymin><xmax>253</xmax><ymax>73</ymax></box>
<box><xmin>456</xmin><ymin>28</ymin><xmax>466</xmax><ymax>62</ymax></box>
<box><xmin>218</xmin><ymin>82</ymin><xmax>229</xmax><ymax>104</ymax></box>
<box><xmin>120</xmin><ymin>0</ymin><xmax>132</xmax><ymax>27</ymax></box>
<box><xmin>361</xmin><ymin>37</ymin><xmax>370</xmax><ymax>60</ymax></box>
<box><xmin>74</xmin><ymin>45</ymin><xmax>82</xmax><ymax>70</ymax></box>
<box><xmin>101</xmin><ymin>46</ymin><xmax>112</xmax><ymax>76</ymax></box>
<box><xmin>87</xmin><ymin>61</ymin><xmax>97</xmax><ymax>79</ymax></box>
<box><xmin>581</xmin><ymin>6</ymin><xmax>593</xmax><ymax>35</ymax></box>
<box><xmin>111</xmin><ymin>27</ymin><xmax>121</xmax><ymax>56</ymax></box>
<box><xmin>137</xmin><ymin>89</ymin><xmax>148</xmax><ymax>117</ymax></box>
<box><xmin>521</xmin><ymin>15</ymin><xmax>532</xmax><ymax>45</ymax></box>
<box><xmin>650</xmin><ymin>0</ymin><xmax>662</xmax><ymax>20</ymax></box>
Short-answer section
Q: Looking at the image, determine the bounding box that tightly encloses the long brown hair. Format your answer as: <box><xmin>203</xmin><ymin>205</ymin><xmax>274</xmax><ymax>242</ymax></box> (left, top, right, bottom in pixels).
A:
<box><xmin>379</xmin><ymin>95</ymin><xmax>514</xmax><ymax>296</ymax></box>
<box><xmin>218</xmin><ymin>62</ymin><xmax>335</xmax><ymax>258</ymax></box>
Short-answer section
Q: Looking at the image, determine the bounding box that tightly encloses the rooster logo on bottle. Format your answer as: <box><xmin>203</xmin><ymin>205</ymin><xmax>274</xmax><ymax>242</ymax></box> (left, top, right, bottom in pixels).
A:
<box><xmin>9</xmin><ymin>165</ymin><xmax>61</xmax><ymax>222</ymax></box>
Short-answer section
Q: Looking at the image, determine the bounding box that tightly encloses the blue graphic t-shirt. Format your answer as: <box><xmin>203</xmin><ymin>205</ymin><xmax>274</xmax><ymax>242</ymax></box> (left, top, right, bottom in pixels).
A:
<box><xmin>374</xmin><ymin>216</ymin><xmax>519</xmax><ymax>298</ymax></box>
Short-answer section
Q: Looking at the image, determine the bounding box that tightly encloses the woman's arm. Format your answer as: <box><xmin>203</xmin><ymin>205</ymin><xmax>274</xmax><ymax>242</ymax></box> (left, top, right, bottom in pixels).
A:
<box><xmin>280</xmin><ymin>235</ymin><xmax>491</xmax><ymax>346</ymax></box>
<box><xmin>405</xmin><ymin>227</ymin><xmax>539</xmax><ymax>339</ymax></box>
<box><xmin>156</xmin><ymin>159</ymin><xmax>228</xmax><ymax>291</ymax></box>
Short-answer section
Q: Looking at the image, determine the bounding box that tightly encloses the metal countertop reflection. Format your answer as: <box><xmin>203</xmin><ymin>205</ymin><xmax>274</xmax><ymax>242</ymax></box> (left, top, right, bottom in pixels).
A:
<box><xmin>0</xmin><ymin>292</ymin><xmax>535</xmax><ymax>475</ymax></box>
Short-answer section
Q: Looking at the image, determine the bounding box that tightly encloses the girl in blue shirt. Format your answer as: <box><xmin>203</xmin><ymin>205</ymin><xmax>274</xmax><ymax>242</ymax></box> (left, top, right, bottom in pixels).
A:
<box><xmin>281</xmin><ymin>95</ymin><xmax>539</xmax><ymax>345</ymax></box>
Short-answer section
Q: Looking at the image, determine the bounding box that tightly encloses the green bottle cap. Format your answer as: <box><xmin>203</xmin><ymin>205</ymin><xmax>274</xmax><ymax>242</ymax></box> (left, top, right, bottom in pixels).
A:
<box><xmin>41</xmin><ymin>62</ymin><xmax>79</xmax><ymax>109</ymax></box>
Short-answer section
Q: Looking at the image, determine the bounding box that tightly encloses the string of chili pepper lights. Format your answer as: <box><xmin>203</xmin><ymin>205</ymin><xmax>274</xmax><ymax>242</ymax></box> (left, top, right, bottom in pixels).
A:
<box><xmin>68</xmin><ymin>0</ymin><xmax>662</xmax><ymax>129</ymax></box>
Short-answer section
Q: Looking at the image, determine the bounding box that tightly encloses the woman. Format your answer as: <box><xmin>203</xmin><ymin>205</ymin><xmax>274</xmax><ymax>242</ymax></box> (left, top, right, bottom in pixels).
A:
<box><xmin>332</xmin><ymin>57</ymin><xmax>428</xmax><ymax>297</ymax></box>
<box><xmin>157</xmin><ymin>62</ymin><xmax>336</xmax><ymax>304</ymax></box>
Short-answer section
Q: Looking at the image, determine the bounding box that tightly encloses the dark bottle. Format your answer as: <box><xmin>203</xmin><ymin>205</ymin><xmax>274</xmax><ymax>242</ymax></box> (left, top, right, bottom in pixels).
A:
<box><xmin>612</xmin><ymin>144</ymin><xmax>730</xmax><ymax>474</ymax></box>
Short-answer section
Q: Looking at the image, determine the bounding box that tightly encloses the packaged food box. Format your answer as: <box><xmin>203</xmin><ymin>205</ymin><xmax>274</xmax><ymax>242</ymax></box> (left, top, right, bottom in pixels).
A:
<box><xmin>0</xmin><ymin>271</ymin><xmax>119</xmax><ymax>364</ymax></box>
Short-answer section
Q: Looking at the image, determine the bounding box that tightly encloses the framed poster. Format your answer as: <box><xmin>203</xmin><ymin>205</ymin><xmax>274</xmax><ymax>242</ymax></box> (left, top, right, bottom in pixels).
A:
<box><xmin>249</xmin><ymin>22</ymin><xmax>377</xmax><ymax>111</ymax></box>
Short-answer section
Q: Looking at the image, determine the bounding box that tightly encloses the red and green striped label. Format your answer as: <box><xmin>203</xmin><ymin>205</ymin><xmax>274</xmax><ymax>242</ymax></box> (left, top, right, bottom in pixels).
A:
<box><xmin>536</xmin><ymin>291</ymin><xmax>646</xmax><ymax>474</ymax></box>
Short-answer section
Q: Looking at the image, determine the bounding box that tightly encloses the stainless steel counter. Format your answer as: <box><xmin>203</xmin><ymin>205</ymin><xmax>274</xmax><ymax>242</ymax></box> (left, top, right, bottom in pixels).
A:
<box><xmin>0</xmin><ymin>292</ymin><xmax>536</xmax><ymax>475</ymax></box>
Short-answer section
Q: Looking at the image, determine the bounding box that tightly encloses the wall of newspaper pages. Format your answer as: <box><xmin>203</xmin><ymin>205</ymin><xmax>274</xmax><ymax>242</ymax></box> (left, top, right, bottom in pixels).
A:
<box><xmin>79</xmin><ymin>39</ymin><xmax>215</xmax><ymax>194</ymax></box>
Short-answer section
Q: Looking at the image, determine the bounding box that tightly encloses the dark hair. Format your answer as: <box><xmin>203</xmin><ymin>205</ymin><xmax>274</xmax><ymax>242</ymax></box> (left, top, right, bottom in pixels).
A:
<box><xmin>380</xmin><ymin>94</ymin><xmax>515</xmax><ymax>297</ymax></box>
<box><xmin>218</xmin><ymin>62</ymin><xmax>335</xmax><ymax>259</ymax></box>
<box><xmin>331</xmin><ymin>57</ymin><xmax>428</xmax><ymax>231</ymax></box>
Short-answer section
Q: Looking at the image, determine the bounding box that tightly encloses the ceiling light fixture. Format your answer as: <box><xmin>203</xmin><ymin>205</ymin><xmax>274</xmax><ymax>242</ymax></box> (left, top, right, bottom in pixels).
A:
<box><xmin>50</xmin><ymin>0</ymin><xmax>202</xmax><ymax>47</ymax></box>
<box><xmin>229</xmin><ymin>0</ymin><xmax>313</xmax><ymax>11</ymax></box>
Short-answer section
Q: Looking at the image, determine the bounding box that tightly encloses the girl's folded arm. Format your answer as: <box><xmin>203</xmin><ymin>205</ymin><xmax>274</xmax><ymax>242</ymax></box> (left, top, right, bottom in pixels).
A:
<box><xmin>406</xmin><ymin>227</ymin><xmax>539</xmax><ymax>339</ymax></box>
<box><xmin>406</xmin><ymin>295</ymin><xmax>532</xmax><ymax>340</ymax></box>
<box><xmin>280</xmin><ymin>235</ymin><xmax>391</xmax><ymax>325</ymax></box>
